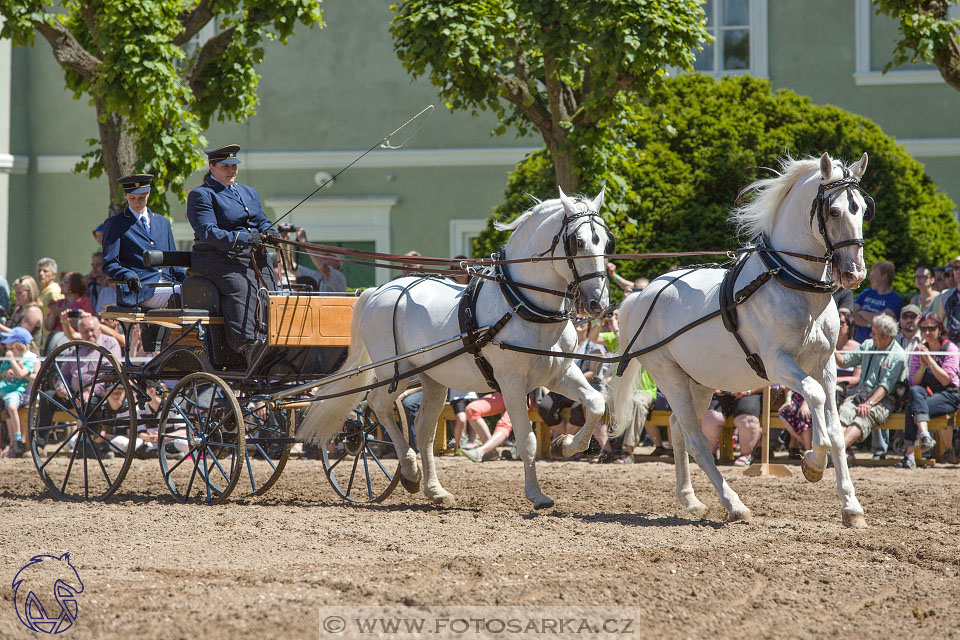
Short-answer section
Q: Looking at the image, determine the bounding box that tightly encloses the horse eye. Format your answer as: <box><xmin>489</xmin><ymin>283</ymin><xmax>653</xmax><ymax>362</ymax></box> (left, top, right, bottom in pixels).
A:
<box><xmin>829</xmin><ymin>206</ymin><xmax>842</xmax><ymax>218</ymax></box>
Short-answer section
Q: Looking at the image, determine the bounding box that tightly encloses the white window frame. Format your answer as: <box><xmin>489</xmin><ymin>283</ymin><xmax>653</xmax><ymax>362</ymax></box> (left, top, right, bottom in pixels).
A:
<box><xmin>854</xmin><ymin>0</ymin><xmax>956</xmax><ymax>85</ymax></box>
<box><xmin>693</xmin><ymin>0</ymin><xmax>768</xmax><ymax>78</ymax></box>
<box><xmin>174</xmin><ymin>196</ymin><xmax>399</xmax><ymax>286</ymax></box>
<box><xmin>448</xmin><ymin>219</ymin><xmax>488</xmax><ymax>259</ymax></box>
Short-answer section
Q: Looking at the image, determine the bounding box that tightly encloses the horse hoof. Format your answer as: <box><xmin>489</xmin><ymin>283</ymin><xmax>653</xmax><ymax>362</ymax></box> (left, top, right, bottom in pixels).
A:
<box><xmin>429</xmin><ymin>492</ymin><xmax>456</xmax><ymax>506</ymax></box>
<box><xmin>549</xmin><ymin>437</ymin><xmax>567</xmax><ymax>459</ymax></box>
<box><xmin>842</xmin><ymin>511</ymin><xmax>867</xmax><ymax>529</ymax></box>
<box><xmin>684</xmin><ymin>501</ymin><xmax>708</xmax><ymax>519</ymax></box>
<box><xmin>400</xmin><ymin>473</ymin><xmax>421</xmax><ymax>494</ymax></box>
<box><xmin>533</xmin><ymin>497</ymin><xmax>555</xmax><ymax>510</ymax></box>
<box><xmin>728</xmin><ymin>508</ymin><xmax>751</xmax><ymax>523</ymax></box>
<box><xmin>801</xmin><ymin>457</ymin><xmax>823</xmax><ymax>483</ymax></box>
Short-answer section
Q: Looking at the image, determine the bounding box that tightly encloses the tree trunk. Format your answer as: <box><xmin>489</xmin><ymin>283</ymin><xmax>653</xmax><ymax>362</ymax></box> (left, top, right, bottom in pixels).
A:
<box><xmin>95</xmin><ymin>98</ymin><xmax>137</xmax><ymax>215</ymax></box>
<box><xmin>548</xmin><ymin>143</ymin><xmax>580</xmax><ymax>194</ymax></box>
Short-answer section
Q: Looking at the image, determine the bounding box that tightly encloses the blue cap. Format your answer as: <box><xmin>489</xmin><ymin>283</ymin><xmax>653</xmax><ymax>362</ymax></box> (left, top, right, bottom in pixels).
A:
<box><xmin>118</xmin><ymin>174</ymin><xmax>153</xmax><ymax>194</ymax></box>
<box><xmin>204</xmin><ymin>144</ymin><xmax>241</xmax><ymax>165</ymax></box>
<box><xmin>93</xmin><ymin>223</ymin><xmax>104</xmax><ymax>233</ymax></box>
<box><xmin>1</xmin><ymin>327</ymin><xmax>32</xmax><ymax>345</ymax></box>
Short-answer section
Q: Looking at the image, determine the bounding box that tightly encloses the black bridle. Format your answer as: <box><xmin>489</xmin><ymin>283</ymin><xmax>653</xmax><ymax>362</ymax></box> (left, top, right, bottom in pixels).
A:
<box><xmin>809</xmin><ymin>164</ymin><xmax>874</xmax><ymax>256</ymax></box>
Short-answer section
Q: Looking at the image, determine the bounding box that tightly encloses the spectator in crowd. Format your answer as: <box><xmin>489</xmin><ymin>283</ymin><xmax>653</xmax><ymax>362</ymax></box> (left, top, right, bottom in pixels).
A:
<box><xmin>945</xmin><ymin>263</ymin><xmax>957</xmax><ymax>291</ymax></box>
<box><xmin>0</xmin><ymin>274</ymin><xmax>8</xmax><ymax>317</ymax></box>
<box><xmin>43</xmin><ymin>272</ymin><xmax>95</xmax><ymax>355</ymax></box>
<box><xmin>1</xmin><ymin>327</ymin><xmax>39</xmax><ymax>458</ymax></box>
<box><xmin>450</xmin><ymin>255</ymin><xmax>470</xmax><ymax>286</ymax></box>
<box><xmin>700</xmin><ymin>389</ymin><xmax>763</xmax><ymax>466</ymax></box>
<box><xmin>446</xmin><ymin>388</ymin><xmax>479</xmax><ymax>449</ymax></box>
<box><xmin>1</xmin><ymin>276</ymin><xmax>44</xmax><ymax>346</ymax></box>
<box><xmin>910</xmin><ymin>266</ymin><xmax>939</xmax><ymax>314</ymax></box>
<box><xmin>933</xmin><ymin>266</ymin><xmax>947</xmax><ymax>292</ymax></box>
<box><xmin>606</xmin><ymin>262</ymin><xmax>634</xmax><ymax>294</ymax></box>
<box><xmin>852</xmin><ymin>261</ymin><xmax>902</xmax><ymax>343</ymax></box>
<box><xmin>833</xmin><ymin>283</ymin><xmax>855</xmax><ymax>315</ymax></box>
<box><xmin>400</xmin><ymin>250</ymin><xmax>422</xmax><ymax>277</ymax></box>
<box><xmin>835</xmin><ymin>314</ymin><xmax>906</xmax><ymax>461</ymax></box>
<box><xmin>898</xmin><ymin>313</ymin><xmax>960</xmax><ymax>468</ymax></box>
<box><xmin>459</xmin><ymin>392</ymin><xmax>513</xmax><ymax>463</ymax></box>
<box><xmin>35</xmin><ymin>257</ymin><xmax>62</xmax><ymax>348</ymax></box>
<box><xmin>87</xmin><ymin>251</ymin><xmax>116</xmax><ymax>313</ymax></box>
<box><xmin>896</xmin><ymin>304</ymin><xmax>922</xmax><ymax>351</ymax></box>
<box><xmin>633</xmin><ymin>277</ymin><xmax>649</xmax><ymax>292</ymax></box>
<box><xmin>836</xmin><ymin>308</ymin><xmax>862</xmax><ymax>395</ymax></box>
<box><xmin>92</xmin><ymin>222</ymin><xmax>104</xmax><ymax>247</ymax></box>
<box><xmin>935</xmin><ymin>259</ymin><xmax>960</xmax><ymax>342</ymax></box>
<box><xmin>59</xmin><ymin>315</ymin><xmax>122</xmax><ymax>399</ymax></box>
<box><xmin>289</xmin><ymin>227</ymin><xmax>347</xmax><ymax>292</ymax></box>
<box><xmin>103</xmin><ymin>174</ymin><xmax>186</xmax><ymax>308</ymax></box>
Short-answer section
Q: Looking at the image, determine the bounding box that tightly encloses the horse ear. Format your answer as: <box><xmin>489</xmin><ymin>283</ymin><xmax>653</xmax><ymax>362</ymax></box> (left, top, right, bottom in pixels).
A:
<box><xmin>819</xmin><ymin>152</ymin><xmax>833</xmax><ymax>180</ymax></box>
<box><xmin>557</xmin><ymin>185</ymin><xmax>575</xmax><ymax>211</ymax></box>
<box><xmin>591</xmin><ymin>186</ymin><xmax>606</xmax><ymax>212</ymax></box>
<box><xmin>849</xmin><ymin>152</ymin><xmax>868</xmax><ymax>180</ymax></box>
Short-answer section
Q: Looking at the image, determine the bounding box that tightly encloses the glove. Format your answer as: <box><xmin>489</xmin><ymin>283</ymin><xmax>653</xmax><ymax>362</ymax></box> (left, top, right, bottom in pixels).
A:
<box><xmin>264</xmin><ymin>228</ymin><xmax>280</xmax><ymax>239</ymax></box>
<box><xmin>247</xmin><ymin>232</ymin><xmax>263</xmax><ymax>249</ymax></box>
<box><xmin>128</xmin><ymin>277</ymin><xmax>141</xmax><ymax>294</ymax></box>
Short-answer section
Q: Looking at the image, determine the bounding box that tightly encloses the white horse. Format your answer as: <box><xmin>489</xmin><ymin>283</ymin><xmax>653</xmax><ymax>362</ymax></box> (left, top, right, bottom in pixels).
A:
<box><xmin>610</xmin><ymin>153</ymin><xmax>871</xmax><ymax>527</ymax></box>
<box><xmin>298</xmin><ymin>188</ymin><xmax>612</xmax><ymax>508</ymax></box>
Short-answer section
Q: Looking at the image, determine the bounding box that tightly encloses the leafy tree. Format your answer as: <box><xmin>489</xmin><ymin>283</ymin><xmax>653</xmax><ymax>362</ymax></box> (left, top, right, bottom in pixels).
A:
<box><xmin>874</xmin><ymin>0</ymin><xmax>960</xmax><ymax>90</ymax></box>
<box><xmin>389</xmin><ymin>0</ymin><xmax>708</xmax><ymax>193</ymax></box>
<box><xmin>0</xmin><ymin>0</ymin><xmax>323</xmax><ymax>214</ymax></box>
<box><xmin>475</xmin><ymin>75</ymin><xmax>959</xmax><ymax>296</ymax></box>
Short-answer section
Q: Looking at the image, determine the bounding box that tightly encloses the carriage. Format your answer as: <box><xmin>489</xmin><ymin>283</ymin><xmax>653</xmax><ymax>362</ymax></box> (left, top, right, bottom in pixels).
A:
<box><xmin>26</xmin><ymin>249</ymin><xmax>405</xmax><ymax>505</ymax></box>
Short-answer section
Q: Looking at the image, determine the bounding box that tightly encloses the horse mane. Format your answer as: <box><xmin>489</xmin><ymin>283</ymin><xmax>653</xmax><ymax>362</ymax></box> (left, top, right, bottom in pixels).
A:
<box><xmin>494</xmin><ymin>192</ymin><xmax>590</xmax><ymax>233</ymax></box>
<box><xmin>730</xmin><ymin>156</ymin><xmax>823</xmax><ymax>242</ymax></box>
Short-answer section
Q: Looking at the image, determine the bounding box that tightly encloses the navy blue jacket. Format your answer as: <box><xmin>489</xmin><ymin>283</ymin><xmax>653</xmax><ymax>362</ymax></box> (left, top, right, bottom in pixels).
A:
<box><xmin>187</xmin><ymin>176</ymin><xmax>272</xmax><ymax>252</ymax></box>
<box><xmin>102</xmin><ymin>207</ymin><xmax>186</xmax><ymax>306</ymax></box>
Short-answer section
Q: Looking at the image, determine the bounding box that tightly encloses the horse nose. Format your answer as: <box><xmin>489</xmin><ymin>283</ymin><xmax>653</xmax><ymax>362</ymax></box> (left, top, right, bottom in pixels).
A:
<box><xmin>588</xmin><ymin>299</ymin><xmax>603</xmax><ymax>316</ymax></box>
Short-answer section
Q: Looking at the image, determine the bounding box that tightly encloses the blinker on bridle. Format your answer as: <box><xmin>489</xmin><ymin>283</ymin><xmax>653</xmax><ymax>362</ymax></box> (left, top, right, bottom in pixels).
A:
<box><xmin>809</xmin><ymin>163</ymin><xmax>874</xmax><ymax>256</ymax></box>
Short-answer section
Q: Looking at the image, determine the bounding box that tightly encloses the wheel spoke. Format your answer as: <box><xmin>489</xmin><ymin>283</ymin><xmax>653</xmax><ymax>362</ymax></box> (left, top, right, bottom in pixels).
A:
<box><xmin>344</xmin><ymin>450</ymin><xmax>361</xmax><ymax>497</ymax></box>
<box><xmin>83</xmin><ymin>352</ymin><xmax>106</xmax><ymax>415</ymax></box>
<box><xmin>164</xmin><ymin>446</ymin><xmax>198</xmax><ymax>478</ymax></box>
<box><xmin>58</xmin><ymin>435</ymin><xmax>82</xmax><ymax>494</ymax></box>
<box><xmin>38</xmin><ymin>425</ymin><xmax>82</xmax><ymax>472</ymax></box>
<box><xmin>362</xmin><ymin>448</ymin><xmax>373</xmax><ymax>501</ymax></box>
<box><xmin>36</xmin><ymin>388</ymin><xmax>81</xmax><ymax>422</ymax></box>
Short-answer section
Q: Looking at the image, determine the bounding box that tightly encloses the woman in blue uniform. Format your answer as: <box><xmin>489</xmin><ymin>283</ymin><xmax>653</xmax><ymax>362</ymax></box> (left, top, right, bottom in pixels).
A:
<box><xmin>187</xmin><ymin>144</ymin><xmax>277</xmax><ymax>359</ymax></box>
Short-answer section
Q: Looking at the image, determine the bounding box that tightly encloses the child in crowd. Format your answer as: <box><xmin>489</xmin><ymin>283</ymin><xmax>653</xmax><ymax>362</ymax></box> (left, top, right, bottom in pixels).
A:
<box><xmin>1</xmin><ymin>327</ymin><xmax>40</xmax><ymax>458</ymax></box>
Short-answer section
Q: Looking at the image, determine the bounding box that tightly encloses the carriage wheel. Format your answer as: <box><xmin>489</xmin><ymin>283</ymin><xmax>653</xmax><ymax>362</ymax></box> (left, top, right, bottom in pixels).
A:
<box><xmin>28</xmin><ymin>341</ymin><xmax>138</xmax><ymax>501</ymax></box>
<box><xmin>157</xmin><ymin>372</ymin><xmax>244</xmax><ymax>505</ymax></box>
<box><xmin>239</xmin><ymin>397</ymin><xmax>292</xmax><ymax>496</ymax></box>
<box><xmin>321</xmin><ymin>403</ymin><xmax>401</xmax><ymax>503</ymax></box>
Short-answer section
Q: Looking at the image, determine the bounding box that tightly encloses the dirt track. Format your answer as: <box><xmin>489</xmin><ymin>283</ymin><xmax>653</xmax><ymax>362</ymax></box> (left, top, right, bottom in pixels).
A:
<box><xmin>1</xmin><ymin>455</ymin><xmax>959</xmax><ymax>639</ymax></box>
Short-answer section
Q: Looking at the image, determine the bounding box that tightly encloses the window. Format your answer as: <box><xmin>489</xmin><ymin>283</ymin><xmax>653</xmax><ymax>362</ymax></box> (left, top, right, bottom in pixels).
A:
<box><xmin>692</xmin><ymin>0</ymin><xmax>768</xmax><ymax>78</ymax></box>
<box><xmin>448</xmin><ymin>219</ymin><xmax>488</xmax><ymax>259</ymax></box>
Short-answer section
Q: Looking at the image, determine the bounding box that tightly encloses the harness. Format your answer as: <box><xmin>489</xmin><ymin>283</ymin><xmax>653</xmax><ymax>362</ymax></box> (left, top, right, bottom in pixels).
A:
<box><xmin>458</xmin><ymin>271</ymin><xmax>501</xmax><ymax>391</ymax></box>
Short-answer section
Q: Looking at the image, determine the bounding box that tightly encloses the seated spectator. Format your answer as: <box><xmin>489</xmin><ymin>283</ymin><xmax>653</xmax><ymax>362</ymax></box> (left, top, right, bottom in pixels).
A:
<box><xmin>446</xmin><ymin>388</ymin><xmax>479</xmax><ymax>449</ymax></box>
<box><xmin>896</xmin><ymin>304</ymin><xmax>921</xmax><ymax>351</ymax></box>
<box><xmin>833</xmin><ymin>284</ymin><xmax>854</xmax><ymax>316</ymax></box>
<box><xmin>606</xmin><ymin>262</ymin><xmax>634</xmax><ymax>294</ymax></box>
<box><xmin>700</xmin><ymin>389</ymin><xmax>763</xmax><ymax>467</ymax></box>
<box><xmin>944</xmin><ymin>262</ymin><xmax>957</xmax><ymax>291</ymax></box>
<box><xmin>898</xmin><ymin>314</ymin><xmax>960</xmax><ymax>468</ymax></box>
<box><xmin>43</xmin><ymin>272</ymin><xmax>95</xmax><ymax>355</ymax></box>
<box><xmin>459</xmin><ymin>392</ymin><xmax>512</xmax><ymax>463</ymax></box>
<box><xmin>59</xmin><ymin>315</ymin><xmax>122</xmax><ymax>399</ymax></box>
<box><xmin>933</xmin><ymin>266</ymin><xmax>947</xmax><ymax>292</ymax></box>
<box><xmin>36</xmin><ymin>257</ymin><xmax>63</xmax><ymax>349</ymax></box>
<box><xmin>835</xmin><ymin>314</ymin><xmax>906</xmax><ymax>461</ymax></box>
<box><xmin>852</xmin><ymin>261</ymin><xmax>902</xmax><ymax>343</ymax></box>
<box><xmin>1</xmin><ymin>276</ymin><xmax>44</xmax><ymax>346</ymax></box>
<box><xmin>836</xmin><ymin>308</ymin><xmax>862</xmax><ymax>395</ymax></box>
<box><xmin>1</xmin><ymin>328</ymin><xmax>39</xmax><ymax>458</ymax></box>
<box><xmin>87</xmin><ymin>251</ymin><xmax>116</xmax><ymax>313</ymax></box>
<box><xmin>910</xmin><ymin>266</ymin><xmax>939</xmax><ymax>314</ymax></box>
<box><xmin>289</xmin><ymin>227</ymin><xmax>347</xmax><ymax>292</ymax></box>
<box><xmin>935</xmin><ymin>259</ymin><xmax>960</xmax><ymax>342</ymax></box>
<box><xmin>450</xmin><ymin>255</ymin><xmax>469</xmax><ymax>286</ymax></box>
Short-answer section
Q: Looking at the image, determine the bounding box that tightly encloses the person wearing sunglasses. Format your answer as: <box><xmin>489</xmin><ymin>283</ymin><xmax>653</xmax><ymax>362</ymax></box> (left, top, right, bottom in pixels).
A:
<box><xmin>909</xmin><ymin>266</ymin><xmax>939</xmax><ymax>314</ymax></box>
<box><xmin>899</xmin><ymin>313</ymin><xmax>960</xmax><ymax>469</ymax></box>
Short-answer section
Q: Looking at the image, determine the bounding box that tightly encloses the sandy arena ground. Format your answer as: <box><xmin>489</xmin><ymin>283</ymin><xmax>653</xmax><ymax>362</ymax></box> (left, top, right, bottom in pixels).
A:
<box><xmin>1</xmin><ymin>454</ymin><xmax>959</xmax><ymax>639</ymax></box>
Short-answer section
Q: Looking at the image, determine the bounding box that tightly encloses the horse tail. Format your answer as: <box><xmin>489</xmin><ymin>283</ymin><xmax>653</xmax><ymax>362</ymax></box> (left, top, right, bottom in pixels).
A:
<box><xmin>297</xmin><ymin>289</ymin><xmax>376</xmax><ymax>444</ymax></box>
<box><xmin>606</xmin><ymin>357</ymin><xmax>640</xmax><ymax>439</ymax></box>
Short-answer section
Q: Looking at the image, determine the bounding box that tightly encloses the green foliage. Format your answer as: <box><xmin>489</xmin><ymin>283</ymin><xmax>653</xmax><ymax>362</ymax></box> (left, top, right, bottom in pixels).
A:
<box><xmin>874</xmin><ymin>0</ymin><xmax>960</xmax><ymax>71</ymax></box>
<box><xmin>475</xmin><ymin>75</ymin><xmax>959</xmax><ymax>296</ymax></box>
<box><xmin>389</xmin><ymin>0</ymin><xmax>708</xmax><ymax>190</ymax></box>
<box><xmin>0</xmin><ymin>0</ymin><xmax>323</xmax><ymax>215</ymax></box>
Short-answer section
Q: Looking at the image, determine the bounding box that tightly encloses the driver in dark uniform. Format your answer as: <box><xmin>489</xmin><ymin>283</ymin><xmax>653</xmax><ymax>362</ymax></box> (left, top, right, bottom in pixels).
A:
<box><xmin>187</xmin><ymin>144</ymin><xmax>277</xmax><ymax>361</ymax></box>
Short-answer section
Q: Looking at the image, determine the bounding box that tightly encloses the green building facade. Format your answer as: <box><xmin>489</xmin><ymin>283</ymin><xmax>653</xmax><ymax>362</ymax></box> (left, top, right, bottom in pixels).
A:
<box><xmin>1</xmin><ymin>0</ymin><xmax>958</xmax><ymax>284</ymax></box>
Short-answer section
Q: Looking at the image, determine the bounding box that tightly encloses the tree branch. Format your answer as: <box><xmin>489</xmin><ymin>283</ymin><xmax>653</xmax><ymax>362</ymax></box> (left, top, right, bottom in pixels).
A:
<box><xmin>183</xmin><ymin>24</ymin><xmax>237</xmax><ymax>95</ymax></box>
<box><xmin>35</xmin><ymin>20</ymin><xmax>101</xmax><ymax>81</ymax></box>
<box><xmin>173</xmin><ymin>0</ymin><xmax>216</xmax><ymax>47</ymax></box>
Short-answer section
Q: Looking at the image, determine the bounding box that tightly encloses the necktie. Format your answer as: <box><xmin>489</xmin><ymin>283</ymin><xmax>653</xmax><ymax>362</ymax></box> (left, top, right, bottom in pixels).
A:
<box><xmin>230</xmin><ymin>185</ymin><xmax>243</xmax><ymax>203</ymax></box>
<box><xmin>140</xmin><ymin>215</ymin><xmax>150</xmax><ymax>232</ymax></box>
